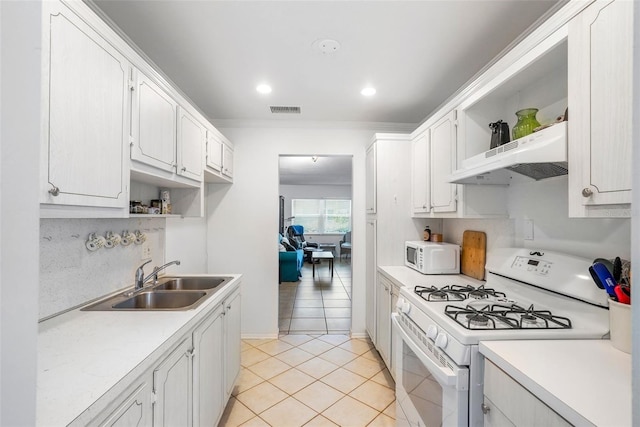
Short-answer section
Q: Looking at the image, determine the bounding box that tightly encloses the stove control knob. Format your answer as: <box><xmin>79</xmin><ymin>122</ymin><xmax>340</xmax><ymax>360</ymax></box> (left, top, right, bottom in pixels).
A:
<box><xmin>396</xmin><ymin>299</ymin><xmax>411</xmax><ymax>314</ymax></box>
<box><xmin>435</xmin><ymin>333</ymin><xmax>448</xmax><ymax>349</ymax></box>
<box><xmin>426</xmin><ymin>325</ymin><xmax>438</xmax><ymax>340</ymax></box>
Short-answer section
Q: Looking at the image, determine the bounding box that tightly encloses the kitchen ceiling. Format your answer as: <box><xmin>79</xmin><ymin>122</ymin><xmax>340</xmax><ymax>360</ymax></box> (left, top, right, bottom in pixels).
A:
<box><xmin>92</xmin><ymin>0</ymin><xmax>561</xmax><ymax>126</ymax></box>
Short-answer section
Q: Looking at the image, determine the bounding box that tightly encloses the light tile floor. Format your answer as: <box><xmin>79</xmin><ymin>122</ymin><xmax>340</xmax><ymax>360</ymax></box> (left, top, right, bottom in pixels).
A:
<box><xmin>280</xmin><ymin>257</ymin><xmax>352</xmax><ymax>334</ymax></box>
<box><xmin>219</xmin><ymin>334</ymin><xmax>396</xmax><ymax>426</ymax></box>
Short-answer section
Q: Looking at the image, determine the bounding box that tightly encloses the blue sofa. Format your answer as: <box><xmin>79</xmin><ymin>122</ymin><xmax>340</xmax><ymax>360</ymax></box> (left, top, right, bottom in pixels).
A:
<box><xmin>279</xmin><ymin>250</ymin><xmax>303</xmax><ymax>282</ymax></box>
<box><xmin>279</xmin><ymin>234</ymin><xmax>303</xmax><ymax>282</ymax></box>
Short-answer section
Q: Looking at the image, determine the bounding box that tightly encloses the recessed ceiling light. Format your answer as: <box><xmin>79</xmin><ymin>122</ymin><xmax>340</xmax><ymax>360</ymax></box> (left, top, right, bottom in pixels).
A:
<box><xmin>361</xmin><ymin>87</ymin><xmax>376</xmax><ymax>97</ymax></box>
<box><xmin>256</xmin><ymin>84</ymin><xmax>272</xmax><ymax>94</ymax></box>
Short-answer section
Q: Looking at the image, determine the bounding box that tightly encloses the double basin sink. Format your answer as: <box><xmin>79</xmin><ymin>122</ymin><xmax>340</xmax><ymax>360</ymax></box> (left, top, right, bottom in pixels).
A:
<box><xmin>83</xmin><ymin>276</ymin><xmax>232</xmax><ymax>311</ymax></box>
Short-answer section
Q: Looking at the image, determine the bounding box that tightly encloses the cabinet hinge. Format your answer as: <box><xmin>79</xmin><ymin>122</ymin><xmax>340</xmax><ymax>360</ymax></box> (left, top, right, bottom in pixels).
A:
<box><xmin>128</xmin><ymin>79</ymin><xmax>135</xmax><ymax>91</ymax></box>
<box><xmin>129</xmin><ymin>136</ymin><xmax>134</xmax><ymax>147</ymax></box>
<box><xmin>151</xmin><ymin>390</ymin><xmax>157</xmax><ymax>404</ymax></box>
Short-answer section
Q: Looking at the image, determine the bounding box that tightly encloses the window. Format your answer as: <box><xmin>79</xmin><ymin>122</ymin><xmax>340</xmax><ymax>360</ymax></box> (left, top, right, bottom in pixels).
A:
<box><xmin>291</xmin><ymin>199</ymin><xmax>351</xmax><ymax>234</ymax></box>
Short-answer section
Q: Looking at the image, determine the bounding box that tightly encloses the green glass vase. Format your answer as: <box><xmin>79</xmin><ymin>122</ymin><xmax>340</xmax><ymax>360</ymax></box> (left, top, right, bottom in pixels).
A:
<box><xmin>512</xmin><ymin>108</ymin><xmax>541</xmax><ymax>140</ymax></box>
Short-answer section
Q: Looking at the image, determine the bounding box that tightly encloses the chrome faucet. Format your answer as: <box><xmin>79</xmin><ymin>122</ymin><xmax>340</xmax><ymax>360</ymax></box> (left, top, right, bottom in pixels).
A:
<box><xmin>132</xmin><ymin>259</ymin><xmax>181</xmax><ymax>292</ymax></box>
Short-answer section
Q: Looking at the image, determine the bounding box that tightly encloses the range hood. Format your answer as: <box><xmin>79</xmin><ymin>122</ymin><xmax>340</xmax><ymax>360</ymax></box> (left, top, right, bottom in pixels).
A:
<box><xmin>448</xmin><ymin>121</ymin><xmax>567</xmax><ymax>185</ymax></box>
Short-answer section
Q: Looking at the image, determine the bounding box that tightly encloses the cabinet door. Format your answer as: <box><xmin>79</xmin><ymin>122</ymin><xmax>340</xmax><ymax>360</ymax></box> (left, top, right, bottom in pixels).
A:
<box><xmin>224</xmin><ymin>290</ymin><xmax>242</xmax><ymax>397</ymax></box>
<box><xmin>430</xmin><ymin>111</ymin><xmax>457</xmax><ymax>213</ymax></box>
<box><xmin>153</xmin><ymin>337</ymin><xmax>192</xmax><ymax>427</ymax></box>
<box><xmin>365</xmin><ymin>143</ymin><xmax>377</xmax><ymax>214</ymax></box>
<box><xmin>411</xmin><ymin>132</ymin><xmax>431</xmax><ymax>215</ymax></box>
<box><xmin>375</xmin><ymin>274</ymin><xmax>391</xmax><ymax>368</ymax></box>
<box><xmin>177</xmin><ymin>108</ymin><xmax>205</xmax><ymax>182</ymax></box>
<box><xmin>484</xmin><ymin>361</ymin><xmax>571</xmax><ymax>427</ymax></box>
<box><xmin>366</xmin><ymin>219</ymin><xmax>377</xmax><ymax>343</ymax></box>
<box><xmin>222</xmin><ymin>144</ymin><xmax>234</xmax><ymax>178</ymax></box>
<box><xmin>206</xmin><ymin>133</ymin><xmax>223</xmax><ymax>172</ymax></box>
<box><xmin>41</xmin><ymin>2</ymin><xmax>129</xmax><ymax>209</ymax></box>
<box><xmin>131</xmin><ymin>70</ymin><xmax>177</xmax><ymax>173</ymax></box>
<box><xmin>568</xmin><ymin>0</ymin><xmax>633</xmax><ymax>216</ymax></box>
<box><xmin>97</xmin><ymin>380</ymin><xmax>152</xmax><ymax>427</ymax></box>
<box><xmin>193</xmin><ymin>307</ymin><xmax>224</xmax><ymax>427</ymax></box>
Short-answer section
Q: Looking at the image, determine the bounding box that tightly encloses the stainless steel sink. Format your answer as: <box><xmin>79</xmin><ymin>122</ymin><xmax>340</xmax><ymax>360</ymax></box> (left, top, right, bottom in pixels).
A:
<box><xmin>82</xmin><ymin>275</ymin><xmax>232</xmax><ymax>311</ymax></box>
<box><xmin>154</xmin><ymin>276</ymin><xmax>231</xmax><ymax>291</ymax></box>
<box><xmin>112</xmin><ymin>291</ymin><xmax>206</xmax><ymax>310</ymax></box>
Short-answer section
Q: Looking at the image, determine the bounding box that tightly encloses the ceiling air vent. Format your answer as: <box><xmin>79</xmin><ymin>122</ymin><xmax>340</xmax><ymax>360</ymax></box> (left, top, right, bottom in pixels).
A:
<box><xmin>270</xmin><ymin>106</ymin><xmax>301</xmax><ymax>114</ymax></box>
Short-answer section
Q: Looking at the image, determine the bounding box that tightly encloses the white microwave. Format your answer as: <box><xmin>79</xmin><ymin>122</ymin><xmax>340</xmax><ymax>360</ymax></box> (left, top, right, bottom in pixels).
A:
<box><xmin>405</xmin><ymin>241</ymin><xmax>460</xmax><ymax>274</ymax></box>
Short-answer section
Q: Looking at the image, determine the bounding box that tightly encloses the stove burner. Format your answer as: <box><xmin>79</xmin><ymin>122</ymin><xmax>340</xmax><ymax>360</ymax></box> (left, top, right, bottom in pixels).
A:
<box><xmin>445</xmin><ymin>303</ymin><xmax>572</xmax><ymax>330</ymax></box>
<box><xmin>467</xmin><ymin>313</ymin><xmax>490</xmax><ymax>327</ymax></box>
<box><xmin>520</xmin><ymin>314</ymin><xmax>539</xmax><ymax>326</ymax></box>
<box><xmin>414</xmin><ymin>285</ymin><xmax>474</xmax><ymax>302</ymax></box>
<box><xmin>467</xmin><ymin>285</ymin><xmax>507</xmax><ymax>300</ymax></box>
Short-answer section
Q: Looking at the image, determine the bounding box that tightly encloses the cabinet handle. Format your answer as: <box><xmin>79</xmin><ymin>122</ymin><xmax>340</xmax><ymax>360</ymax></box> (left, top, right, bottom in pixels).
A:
<box><xmin>226</xmin><ymin>304</ymin><xmax>232</xmax><ymax>310</ymax></box>
<box><xmin>48</xmin><ymin>185</ymin><xmax>60</xmax><ymax>197</ymax></box>
<box><xmin>582</xmin><ymin>188</ymin><xmax>593</xmax><ymax>197</ymax></box>
<box><xmin>181</xmin><ymin>167</ymin><xmax>187</xmax><ymax>172</ymax></box>
<box><xmin>481</xmin><ymin>403</ymin><xmax>490</xmax><ymax>415</ymax></box>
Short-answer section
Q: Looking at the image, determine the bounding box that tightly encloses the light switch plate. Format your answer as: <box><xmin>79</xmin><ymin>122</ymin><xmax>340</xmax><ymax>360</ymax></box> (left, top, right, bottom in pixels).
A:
<box><xmin>524</xmin><ymin>219</ymin><xmax>534</xmax><ymax>240</ymax></box>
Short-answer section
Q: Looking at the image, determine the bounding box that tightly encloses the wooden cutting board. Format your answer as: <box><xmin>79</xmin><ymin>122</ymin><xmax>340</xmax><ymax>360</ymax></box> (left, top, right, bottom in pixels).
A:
<box><xmin>461</xmin><ymin>230</ymin><xmax>486</xmax><ymax>280</ymax></box>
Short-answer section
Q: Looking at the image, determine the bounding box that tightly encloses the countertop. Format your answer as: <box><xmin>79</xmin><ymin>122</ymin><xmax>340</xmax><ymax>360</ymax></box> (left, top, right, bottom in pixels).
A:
<box><xmin>480</xmin><ymin>340</ymin><xmax>631</xmax><ymax>427</ymax></box>
<box><xmin>37</xmin><ymin>274</ymin><xmax>241</xmax><ymax>426</ymax></box>
<box><xmin>378</xmin><ymin>265</ymin><xmax>486</xmax><ymax>289</ymax></box>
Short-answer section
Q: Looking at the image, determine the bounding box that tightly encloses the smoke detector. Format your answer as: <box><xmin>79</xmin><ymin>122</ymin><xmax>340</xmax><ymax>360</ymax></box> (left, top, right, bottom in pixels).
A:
<box><xmin>314</xmin><ymin>39</ymin><xmax>341</xmax><ymax>54</ymax></box>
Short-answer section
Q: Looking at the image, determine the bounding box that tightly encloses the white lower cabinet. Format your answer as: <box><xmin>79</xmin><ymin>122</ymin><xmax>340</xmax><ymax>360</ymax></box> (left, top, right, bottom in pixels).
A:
<box><xmin>85</xmin><ymin>284</ymin><xmax>241</xmax><ymax>427</ymax></box>
<box><xmin>193</xmin><ymin>306</ymin><xmax>225</xmax><ymax>427</ymax></box>
<box><xmin>224</xmin><ymin>290</ymin><xmax>242</xmax><ymax>397</ymax></box>
<box><xmin>375</xmin><ymin>274</ymin><xmax>392</xmax><ymax>367</ymax></box>
<box><xmin>153</xmin><ymin>337</ymin><xmax>193</xmax><ymax>427</ymax></box>
<box><xmin>94</xmin><ymin>377</ymin><xmax>153</xmax><ymax>427</ymax></box>
<box><xmin>375</xmin><ymin>273</ymin><xmax>400</xmax><ymax>375</ymax></box>
<box><xmin>483</xmin><ymin>360</ymin><xmax>571</xmax><ymax>427</ymax></box>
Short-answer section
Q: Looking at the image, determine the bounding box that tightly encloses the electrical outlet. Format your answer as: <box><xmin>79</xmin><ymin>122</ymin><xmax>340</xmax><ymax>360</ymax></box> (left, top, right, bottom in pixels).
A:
<box><xmin>141</xmin><ymin>242</ymin><xmax>152</xmax><ymax>260</ymax></box>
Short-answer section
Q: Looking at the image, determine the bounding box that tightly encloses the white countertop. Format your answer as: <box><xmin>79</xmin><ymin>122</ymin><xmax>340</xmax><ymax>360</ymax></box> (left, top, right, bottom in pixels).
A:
<box><xmin>37</xmin><ymin>274</ymin><xmax>241</xmax><ymax>426</ymax></box>
<box><xmin>378</xmin><ymin>265</ymin><xmax>486</xmax><ymax>289</ymax></box>
<box><xmin>480</xmin><ymin>340</ymin><xmax>631</xmax><ymax>427</ymax></box>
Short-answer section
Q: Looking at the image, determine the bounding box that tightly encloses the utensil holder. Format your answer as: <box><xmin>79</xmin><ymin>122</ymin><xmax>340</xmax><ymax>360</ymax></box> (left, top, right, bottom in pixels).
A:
<box><xmin>609</xmin><ymin>298</ymin><xmax>631</xmax><ymax>354</ymax></box>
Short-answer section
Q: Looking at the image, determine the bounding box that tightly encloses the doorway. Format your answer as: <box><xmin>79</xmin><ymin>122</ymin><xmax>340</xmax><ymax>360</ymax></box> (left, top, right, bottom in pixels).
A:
<box><xmin>278</xmin><ymin>155</ymin><xmax>353</xmax><ymax>334</ymax></box>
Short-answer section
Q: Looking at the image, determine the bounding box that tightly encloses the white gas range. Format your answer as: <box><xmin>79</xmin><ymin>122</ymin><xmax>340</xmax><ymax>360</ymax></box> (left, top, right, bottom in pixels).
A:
<box><xmin>391</xmin><ymin>248</ymin><xmax>610</xmax><ymax>427</ymax></box>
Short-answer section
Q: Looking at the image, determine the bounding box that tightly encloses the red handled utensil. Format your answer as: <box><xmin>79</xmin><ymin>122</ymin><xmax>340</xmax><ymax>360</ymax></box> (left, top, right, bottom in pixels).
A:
<box><xmin>613</xmin><ymin>285</ymin><xmax>631</xmax><ymax>304</ymax></box>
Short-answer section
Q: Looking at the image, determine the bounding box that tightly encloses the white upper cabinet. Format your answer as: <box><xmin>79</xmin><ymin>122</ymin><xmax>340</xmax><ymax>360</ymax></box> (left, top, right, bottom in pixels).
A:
<box><xmin>177</xmin><ymin>107</ymin><xmax>205</xmax><ymax>182</ymax></box>
<box><xmin>205</xmin><ymin>130</ymin><xmax>234</xmax><ymax>183</ymax></box>
<box><xmin>411</xmin><ymin>131</ymin><xmax>430</xmax><ymax>215</ymax></box>
<box><xmin>222</xmin><ymin>144</ymin><xmax>234</xmax><ymax>179</ymax></box>
<box><xmin>40</xmin><ymin>1</ymin><xmax>130</xmax><ymax>217</ymax></box>
<box><xmin>430</xmin><ymin>111</ymin><xmax>457</xmax><ymax>213</ymax></box>
<box><xmin>206</xmin><ymin>132</ymin><xmax>223</xmax><ymax>173</ymax></box>
<box><xmin>131</xmin><ymin>70</ymin><xmax>177</xmax><ymax>174</ymax></box>
<box><xmin>365</xmin><ymin>143</ymin><xmax>377</xmax><ymax>214</ymax></box>
<box><xmin>568</xmin><ymin>0</ymin><xmax>633</xmax><ymax>217</ymax></box>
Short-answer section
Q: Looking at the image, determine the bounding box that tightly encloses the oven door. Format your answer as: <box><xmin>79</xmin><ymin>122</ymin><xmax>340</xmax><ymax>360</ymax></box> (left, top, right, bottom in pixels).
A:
<box><xmin>392</xmin><ymin>313</ymin><xmax>469</xmax><ymax>426</ymax></box>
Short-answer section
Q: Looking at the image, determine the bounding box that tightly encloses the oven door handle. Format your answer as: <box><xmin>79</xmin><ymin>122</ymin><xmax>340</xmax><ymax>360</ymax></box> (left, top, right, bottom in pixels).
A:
<box><xmin>392</xmin><ymin>313</ymin><xmax>468</xmax><ymax>390</ymax></box>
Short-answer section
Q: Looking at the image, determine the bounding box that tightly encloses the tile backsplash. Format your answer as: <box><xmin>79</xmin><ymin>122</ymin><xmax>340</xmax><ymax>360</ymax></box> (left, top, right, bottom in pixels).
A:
<box><xmin>39</xmin><ymin>217</ymin><xmax>166</xmax><ymax>320</ymax></box>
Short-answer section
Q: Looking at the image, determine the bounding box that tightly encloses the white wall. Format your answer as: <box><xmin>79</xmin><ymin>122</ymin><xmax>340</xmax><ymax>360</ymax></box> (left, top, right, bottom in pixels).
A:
<box><xmin>39</xmin><ymin>218</ymin><xmax>167</xmax><ymax>319</ymax></box>
<box><xmin>165</xmin><ymin>217</ymin><xmax>208</xmax><ymax>274</ymax></box>
<box><xmin>1</xmin><ymin>2</ymin><xmax>41</xmax><ymax>424</ymax></box>
<box><xmin>443</xmin><ymin>174</ymin><xmax>631</xmax><ymax>262</ymax></box>
<box><xmin>207</xmin><ymin>126</ymin><xmax>379</xmax><ymax>338</ymax></box>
